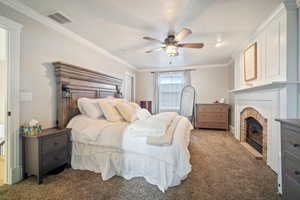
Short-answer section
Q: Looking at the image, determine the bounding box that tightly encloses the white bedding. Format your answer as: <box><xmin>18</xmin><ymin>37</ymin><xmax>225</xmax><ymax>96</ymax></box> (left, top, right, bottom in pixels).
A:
<box><xmin>67</xmin><ymin>113</ymin><xmax>193</xmax><ymax>192</ymax></box>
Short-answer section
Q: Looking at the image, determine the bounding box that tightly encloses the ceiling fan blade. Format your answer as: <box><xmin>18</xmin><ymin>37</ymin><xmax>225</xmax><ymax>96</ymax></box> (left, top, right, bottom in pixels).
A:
<box><xmin>177</xmin><ymin>43</ymin><xmax>204</xmax><ymax>48</ymax></box>
<box><xmin>143</xmin><ymin>36</ymin><xmax>163</xmax><ymax>44</ymax></box>
<box><xmin>145</xmin><ymin>47</ymin><xmax>163</xmax><ymax>53</ymax></box>
<box><xmin>175</xmin><ymin>28</ymin><xmax>192</xmax><ymax>42</ymax></box>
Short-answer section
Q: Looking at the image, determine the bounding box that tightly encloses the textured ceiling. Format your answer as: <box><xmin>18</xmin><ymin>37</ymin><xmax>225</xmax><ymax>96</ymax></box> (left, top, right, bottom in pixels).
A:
<box><xmin>20</xmin><ymin>0</ymin><xmax>282</xmax><ymax>69</ymax></box>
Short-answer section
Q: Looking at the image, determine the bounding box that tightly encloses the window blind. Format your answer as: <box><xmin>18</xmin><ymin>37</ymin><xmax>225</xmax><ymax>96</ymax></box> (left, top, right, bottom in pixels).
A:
<box><xmin>158</xmin><ymin>72</ymin><xmax>184</xmax><ymax>112</ymax></box>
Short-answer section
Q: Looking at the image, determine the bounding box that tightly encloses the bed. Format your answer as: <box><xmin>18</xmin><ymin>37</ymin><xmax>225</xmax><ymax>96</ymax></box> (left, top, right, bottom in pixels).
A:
<box><xmin>54</xmin><ymin>62</ymin><xmax>193</xmax><ymax>192</ymax></box>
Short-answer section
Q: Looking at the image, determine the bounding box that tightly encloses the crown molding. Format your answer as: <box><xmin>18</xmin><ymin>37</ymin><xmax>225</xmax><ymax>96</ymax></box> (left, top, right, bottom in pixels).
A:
<box><xmin>0</xmin><ymin>16</ymin><xmax>23</xmax><ymax>30</ymax></box>
<box><xmin>138</xmin><ymin>63</ymin><xmax>230</xmax><ymax>72</ymax></box>
<box><xmin>0</xmin><ymin>0</ymin><xmax>138</xmax><ymax>71</ymax></box>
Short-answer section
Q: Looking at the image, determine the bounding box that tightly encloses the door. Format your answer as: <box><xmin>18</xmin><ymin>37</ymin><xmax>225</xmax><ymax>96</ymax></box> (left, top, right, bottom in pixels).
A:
<box><xmin>0</xmin><ymin>27</ymin><xmax>7</xmax><ymax>185</ymax></box>
<box><xmin>124</xmin><ymin>73</ymin><xmax>135</xmax><ymax>102</ymax></box>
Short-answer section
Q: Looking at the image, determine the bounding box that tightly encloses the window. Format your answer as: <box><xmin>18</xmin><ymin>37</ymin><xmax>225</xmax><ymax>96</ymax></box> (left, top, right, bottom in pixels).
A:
<box><xmin>158</xmin><ymin>72</ymin><xmax>184</xmax><ymax>112</ymax></box>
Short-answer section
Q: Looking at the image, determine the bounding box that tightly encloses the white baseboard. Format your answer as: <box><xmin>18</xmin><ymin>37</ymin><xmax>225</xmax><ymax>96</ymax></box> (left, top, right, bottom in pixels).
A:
<box><xmin>8</xmin><ymin>166</ymin><xmax>23</xmax><ymax>184</ymax></box>
<box><xmin>229</xmin><ymin>125</ymin><xmax>235</xmax><ymax>135</ymax></box>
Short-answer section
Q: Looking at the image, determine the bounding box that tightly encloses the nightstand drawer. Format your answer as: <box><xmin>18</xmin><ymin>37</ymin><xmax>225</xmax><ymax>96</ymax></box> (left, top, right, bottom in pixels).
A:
<box><xmin>42</xmin><ymin>148</ymin><xmax>68</xmax><ymax>173</ymax></box>
<box><xmin>43</xmin><ymin>134</ymin><xmax>68</xmax><ymax>154</ymax></box>
<box><xmin>197</xmin><ymin>113</ymin><xmax>227</xmax><ymax>122</ymax></box>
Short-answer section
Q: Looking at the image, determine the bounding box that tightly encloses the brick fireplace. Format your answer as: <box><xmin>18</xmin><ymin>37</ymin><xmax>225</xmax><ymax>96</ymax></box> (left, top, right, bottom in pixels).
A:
<box><xmin>240</xmin><ymin>107</ymin><xmax>268</xmax><ymax>161</ymax></box>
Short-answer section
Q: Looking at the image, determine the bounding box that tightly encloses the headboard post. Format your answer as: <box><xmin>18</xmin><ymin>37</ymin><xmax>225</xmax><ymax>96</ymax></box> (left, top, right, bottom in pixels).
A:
<box><xmin>53</xmin><ymin>62</ymin><xmax>123</xmax><ymax>129</ymax></box>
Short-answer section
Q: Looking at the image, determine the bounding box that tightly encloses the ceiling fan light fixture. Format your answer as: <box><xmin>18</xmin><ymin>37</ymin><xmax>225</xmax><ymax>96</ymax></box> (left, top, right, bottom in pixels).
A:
<box><xmin>165</xmin><ymin>45</ymin><xmax>178</xmax><ymax>56</ymax></box>
<box><xmin>216</xmin><ymin>41</ymin><xmax>224</xmax><ymax>47</ymax></box>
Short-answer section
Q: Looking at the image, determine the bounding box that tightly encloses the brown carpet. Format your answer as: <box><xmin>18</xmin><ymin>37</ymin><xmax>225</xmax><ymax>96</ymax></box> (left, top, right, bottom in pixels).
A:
<box><xmin>0</xmin><ymin>130</ymin><xmax>280</xmax><ymax>200</ymax></box>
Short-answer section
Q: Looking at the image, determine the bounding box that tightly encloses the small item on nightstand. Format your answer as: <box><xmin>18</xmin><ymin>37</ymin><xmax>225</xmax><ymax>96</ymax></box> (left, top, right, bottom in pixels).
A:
<box><xmin>20</xmin><ymin>119</ymin><xmax>42</xmax><ymax>136</ymax></box>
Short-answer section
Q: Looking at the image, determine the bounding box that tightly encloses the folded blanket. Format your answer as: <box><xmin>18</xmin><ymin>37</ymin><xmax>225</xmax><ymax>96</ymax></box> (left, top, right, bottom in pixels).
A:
<box><xmin>147</xmin><ymin>115</ymin><xmax>182</xmax><ymax>146</ymax></box>
<box><xmin>126</xmin><ymin>112</ymin><xmax>178</xmax><ymax>137</ymax></box>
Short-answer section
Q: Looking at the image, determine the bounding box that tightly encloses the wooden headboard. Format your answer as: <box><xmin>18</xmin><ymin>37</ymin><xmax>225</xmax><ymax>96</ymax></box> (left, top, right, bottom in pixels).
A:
<box><xmin>54</xmin><ymin>62</ymin><xmax>123</xmax><ymax>129</ymax></box>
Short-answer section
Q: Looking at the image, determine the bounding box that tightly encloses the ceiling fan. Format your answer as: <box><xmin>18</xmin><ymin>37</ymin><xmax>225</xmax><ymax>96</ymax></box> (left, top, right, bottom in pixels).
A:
<box><xmin>143</xmin><ymin>28</ymin><xmax>204</xmax><ymax>57</ymax></box>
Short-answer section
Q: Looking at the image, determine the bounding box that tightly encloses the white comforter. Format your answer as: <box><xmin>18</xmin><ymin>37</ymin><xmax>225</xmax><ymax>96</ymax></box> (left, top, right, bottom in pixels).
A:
<box><xmin>67</xmin><ymin>113</ymin><xmax>193</xmax><ymax>192</ymax></box>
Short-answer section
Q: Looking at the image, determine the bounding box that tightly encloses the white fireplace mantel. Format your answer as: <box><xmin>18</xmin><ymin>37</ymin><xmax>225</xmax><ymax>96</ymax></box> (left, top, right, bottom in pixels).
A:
<box><xmin>230</xmin><ymin>81</ymin><xmax>300</xmax><ymax>93</ymax></box>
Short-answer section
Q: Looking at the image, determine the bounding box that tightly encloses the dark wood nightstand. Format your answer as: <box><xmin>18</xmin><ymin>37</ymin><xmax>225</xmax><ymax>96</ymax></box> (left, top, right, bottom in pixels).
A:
<box><xmin>22</xmin><ymin>128</ymin><xmax>71</xmax><ymax>184</ymax></box>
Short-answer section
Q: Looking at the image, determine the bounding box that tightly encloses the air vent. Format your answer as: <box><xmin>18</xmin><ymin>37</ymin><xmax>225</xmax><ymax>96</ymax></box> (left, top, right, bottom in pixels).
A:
<box><xmin>47</xmin><ymin>12</ymin><xmax>71</xmax><ymax>24</ymax></box>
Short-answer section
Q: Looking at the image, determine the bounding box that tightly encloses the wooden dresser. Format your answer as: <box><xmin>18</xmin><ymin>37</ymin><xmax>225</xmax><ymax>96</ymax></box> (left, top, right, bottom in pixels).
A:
<box><xmin>276</xmin><ymin>119</ymin><xmax>300</xmax><ymax>200</ymax></box>
<box><xmin>22</xmin><ymin>128</ymin><xmax>71</xmax><ymax>184</ymax></box>
<box><xmin>195</xmin><ymin>104</ymin><xmax>230</xmax><ymax>130</ymax></box>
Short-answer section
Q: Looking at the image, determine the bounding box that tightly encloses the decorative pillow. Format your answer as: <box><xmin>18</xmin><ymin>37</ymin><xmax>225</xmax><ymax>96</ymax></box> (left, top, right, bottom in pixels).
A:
<box><xmin>77</xmin><ymin>98</ymin><xmax>103</xmax><ymax>119</ymax></box>
<box><xmin>136</xmin><ymin>109</ymin><xmax>152</xmax><ymax>120</ymax></box>
<box><xmin>115</xmin><ymin>103</ymin><xmax>138</xmax><ymax>122</ymax></box>
<box><xmin>98</xmin><ymin>100</ymin><xmax>123</xmax><ymax>122</ymax></box>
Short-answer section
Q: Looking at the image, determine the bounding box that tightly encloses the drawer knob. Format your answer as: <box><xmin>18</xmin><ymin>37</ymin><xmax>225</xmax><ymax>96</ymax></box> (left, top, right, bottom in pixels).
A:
<box><xmin>295</xmin><ymin>170</ymin><xmax>300</xmax><ymax>176</ymax></box>
<box><xmin>54</xmin><ymin>156</ymin><xmax>59</xmax><ymax>161</ymax></box>
<box><xmin>289</xmin><ymin>142</ymin><xmax>300</xmax><ymax>148</ymax></box>
<box><xmin>54</xmin><ymin>142</ymin><xmax>59</xmax><ymax>146</ymax></box>
<box><xmin>293</xmin><ymin>144</ymin><xmax>300</xmax><ymax>148</ymax></box>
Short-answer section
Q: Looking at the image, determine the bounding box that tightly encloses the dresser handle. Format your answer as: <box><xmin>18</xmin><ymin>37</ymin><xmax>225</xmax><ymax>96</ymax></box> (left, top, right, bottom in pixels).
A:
<box><xmin>293</xmin><ymin>144</ymin><xmax>300</xmax><ymax>148</ymax></box>
<box><xmin>54</xmin><ymin>156</ymin><xmax>59</xmax><ymax>161</ymax></box>
<box><xmin>289</xmin><ymin>142</ymin><xmax>300</xmax><ymax>148</ymax></box>
<box><xmin>54</xmin><ymin>142</ymin><xmax>59</xmax><ymax>146</ymax></box>
<box><xmin>295</xmin><ymin>170</ymin><xmax>300</xmax><ymax>175</ymax></box>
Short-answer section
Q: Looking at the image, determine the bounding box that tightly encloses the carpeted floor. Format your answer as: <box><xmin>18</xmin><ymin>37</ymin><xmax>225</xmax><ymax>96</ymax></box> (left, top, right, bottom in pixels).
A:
<box><xmin>0</xmin><ymin>130</ymin><xmax>280</xmax><ymax>200</ymax></box>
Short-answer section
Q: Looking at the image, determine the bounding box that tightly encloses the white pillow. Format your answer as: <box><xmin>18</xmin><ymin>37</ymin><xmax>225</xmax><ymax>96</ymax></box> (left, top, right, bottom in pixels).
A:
<box><xmin>77</xmin><ymin>98</ymin><xmax>103</xmax><ymax>119</ymax></box>
<box><xmin>136</xmin><ymin>109</ymin><xmax>152</xmax><ymax>120</ymax></box>
<box><xmin>98</xmin><ymin>100</ymin><xmax>123</xmax><ymax>122</ymax></box>
<box><xmin>129</xmin><ymin>102</ymin><xmax>141</xmax><ymax>110</ymax></box>
<box><xmin>115</xmin><ymin>103</ymin><xmax>138</xmax><ymax>122</ymax></box>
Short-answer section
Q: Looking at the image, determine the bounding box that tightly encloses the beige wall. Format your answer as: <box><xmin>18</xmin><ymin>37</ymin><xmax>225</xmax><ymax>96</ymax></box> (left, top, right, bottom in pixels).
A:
<box><xmin>0</xmin><ymin>3</ymin><xmax>136</xmax><ymax>128</ymax></box>
<box><xmin>136</xmin><ymin>66</ymin><xmax>230</xmax><ymax>105</ymax></box>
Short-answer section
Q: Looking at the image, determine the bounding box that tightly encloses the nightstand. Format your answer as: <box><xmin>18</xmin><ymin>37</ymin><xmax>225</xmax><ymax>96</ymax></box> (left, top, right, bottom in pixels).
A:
<box><xmin>22</xmin><ymin>128</ymin><xmax>71</xmax><ymax>184</ymax></box>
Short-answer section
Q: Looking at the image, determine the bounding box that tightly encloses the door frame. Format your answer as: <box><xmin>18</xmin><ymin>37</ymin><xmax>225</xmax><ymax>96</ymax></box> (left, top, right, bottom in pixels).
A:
<box><xmin>0</xmin><ymin>16</ymin><xmax>22</xmax><ymax>184</ymax></box>
<box><xmin>124</xmin><ymin>71</ymin><xmax>136</xmax><ymax>102</ymax></box>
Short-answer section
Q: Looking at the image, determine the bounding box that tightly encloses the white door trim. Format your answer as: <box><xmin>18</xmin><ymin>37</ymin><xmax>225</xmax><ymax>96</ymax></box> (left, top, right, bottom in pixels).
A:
<box><xmin>0</xmin><ymin>16</ymin><xmax>23</xmax><ymax>184</ymax></box>
<box><xmin>124</xmin><ymin>71</ymin><xmax>136</xmax><ymax>102</ymax></box>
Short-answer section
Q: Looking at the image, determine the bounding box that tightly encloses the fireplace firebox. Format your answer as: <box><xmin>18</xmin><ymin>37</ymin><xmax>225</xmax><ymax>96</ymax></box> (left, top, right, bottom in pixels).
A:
<box><xmin>246</xmin><ymin>117</ymin><xmax>263</xmax><ymax>153</ymax></box>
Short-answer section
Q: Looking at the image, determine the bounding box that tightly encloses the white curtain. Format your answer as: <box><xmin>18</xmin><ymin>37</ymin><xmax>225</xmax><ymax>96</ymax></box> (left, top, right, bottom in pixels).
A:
<box><xmin>184</xmin><ymin>70</ymin><xmax>191</xmax><ymax>86</ymax></box>
<box><xmin>153</xmin><ymin>72</ymin><xmax>160</xmax><ymax>114</ymax></box>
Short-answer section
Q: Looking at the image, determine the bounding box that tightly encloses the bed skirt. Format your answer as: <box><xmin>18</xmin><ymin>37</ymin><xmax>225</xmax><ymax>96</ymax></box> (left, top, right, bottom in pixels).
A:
<box><xmin>71</xmin><ymin>142</ymin><xmax>190</xmax><ymax>192</ymax></box>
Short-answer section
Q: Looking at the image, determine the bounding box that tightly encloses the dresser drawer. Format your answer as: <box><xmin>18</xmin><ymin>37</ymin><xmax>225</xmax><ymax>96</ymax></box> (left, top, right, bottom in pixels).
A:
<box><xmin>284</xmin><ymin>152</ymin><xmax>300</xmax><ymax>185</ymax></box>
<box><xmin>196</xmin><ymin>122</ymin><xmax>227</xmax><ymax>129</ymax></box>
<box><xmin>197</xmin><ymin>105</ymin><xmax>228</xmax><ymax>113</ymax></box>
<box><xmin>285</xmin><ymin>176</ymin><xmax>300</xmax><ymax>200</ymax></box>
<box><xmin>42</xmin><ymin>148</ymin><xmax>68</xmax><ymax>173</ymax></box>
<box><xmin>197</xmin><ymin>113</ymin><xmax>227</xmax><ymax>123</ymax></box>
<box><xmin>284</xmin><ymin>128</ymin><xmax>300</xmax><ymax>158</ymax></box>
<box><xmin>42</xmin><ymin>134</ymin><xmax>68</xmax><ymax>154</ymax></box>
